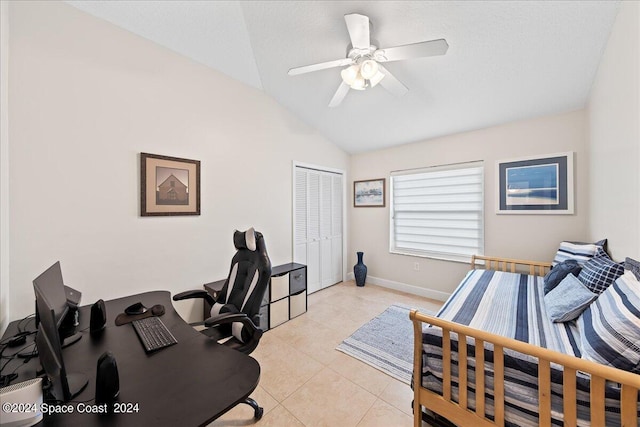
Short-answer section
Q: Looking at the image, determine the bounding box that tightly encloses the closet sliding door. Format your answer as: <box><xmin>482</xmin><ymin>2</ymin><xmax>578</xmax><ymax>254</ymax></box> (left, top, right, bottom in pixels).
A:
<box><xmin>294</xmin><ymin>165</ymin><xmax>343</xmax><ymax>294</ymax></box>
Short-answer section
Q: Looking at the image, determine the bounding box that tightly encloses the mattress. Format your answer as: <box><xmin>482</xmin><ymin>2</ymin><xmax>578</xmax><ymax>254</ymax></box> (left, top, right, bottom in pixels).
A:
<box><xmin>420</xmin><ymin>269</ymin><xmax>636</xmax><ymax>426</ymax></box>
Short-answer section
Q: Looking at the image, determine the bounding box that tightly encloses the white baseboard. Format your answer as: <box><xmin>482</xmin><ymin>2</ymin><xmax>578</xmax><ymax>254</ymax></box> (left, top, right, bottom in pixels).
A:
<box><xmin>346</xmin><ymin>272</ymin><xmax>450</xmax><ymax>302</ymax></box>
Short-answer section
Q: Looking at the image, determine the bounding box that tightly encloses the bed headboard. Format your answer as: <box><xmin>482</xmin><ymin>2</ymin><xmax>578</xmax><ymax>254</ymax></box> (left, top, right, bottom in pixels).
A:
<box><xmin>471</xmin><ymin>255</ymin><xmax>552</xmax><ymax>277</ymax></box>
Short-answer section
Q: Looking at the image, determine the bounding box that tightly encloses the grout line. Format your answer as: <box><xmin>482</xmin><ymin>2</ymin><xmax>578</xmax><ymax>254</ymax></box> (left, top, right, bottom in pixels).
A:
<box><xmin>258</xmin><ymin>281</ymin><xmax>442</xmax><ymax>426</ymax></box>
<box><xmin>353</xmin><ymin>395</ymin><xmax>378</xmax><ymax>427</ymax></box>
<box><xmin>278</xmin><ymin>404</ymin><xmax>306</xmax><ymax>427</ymax></box>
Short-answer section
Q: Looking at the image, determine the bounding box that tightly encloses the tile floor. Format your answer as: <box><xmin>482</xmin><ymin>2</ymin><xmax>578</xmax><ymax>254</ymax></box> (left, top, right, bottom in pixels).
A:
<box><xmin>209</xmin><ymin>281</ymin><xmax>443</xmax><ymax>427</ymax></box>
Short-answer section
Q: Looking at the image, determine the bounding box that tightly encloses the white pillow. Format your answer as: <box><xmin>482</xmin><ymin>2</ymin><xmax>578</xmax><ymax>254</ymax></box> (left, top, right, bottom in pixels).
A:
<box><xmin>552</xmin><ymin>240</ymin><xmax>603</xmax><ymax>267</ymax></box>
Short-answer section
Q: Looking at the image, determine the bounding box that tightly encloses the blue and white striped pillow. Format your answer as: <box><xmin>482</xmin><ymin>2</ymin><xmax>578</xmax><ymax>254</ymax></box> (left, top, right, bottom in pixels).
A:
<box><xmin>578</xmin><ymin>271</ymin><xmax>640</xmax><ymax>373</ymax></box>
<box><xmin>552</xmin><ymin>240</ymin><xmax>606</xmax><ymax>267</ymax></box>
<box><xmin>625</xmin><ymin>257</ymin><xmax>640</xmax><ymax>281</ymax></box>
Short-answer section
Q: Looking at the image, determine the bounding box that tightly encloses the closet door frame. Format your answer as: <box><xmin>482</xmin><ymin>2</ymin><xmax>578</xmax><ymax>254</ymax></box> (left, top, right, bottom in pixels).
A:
<box><xmin>292</xmin><ymin>161</ymin><xmax>346</xmax><ymax>288</ymax></box>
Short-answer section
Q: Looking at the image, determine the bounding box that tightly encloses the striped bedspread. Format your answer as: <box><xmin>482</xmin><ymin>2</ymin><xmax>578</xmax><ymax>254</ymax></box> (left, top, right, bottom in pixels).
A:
<box><xmin>421</xmin><ymin>269</ymin><xmax>637</xmax><ymax>426</ymax></box>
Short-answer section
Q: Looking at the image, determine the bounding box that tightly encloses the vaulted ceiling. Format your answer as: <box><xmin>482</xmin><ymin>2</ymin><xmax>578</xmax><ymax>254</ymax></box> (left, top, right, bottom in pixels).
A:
<box><xmin>67</xmin><ymin>1</ymin><xmax>620</xmax><ymax>153</ymax></box>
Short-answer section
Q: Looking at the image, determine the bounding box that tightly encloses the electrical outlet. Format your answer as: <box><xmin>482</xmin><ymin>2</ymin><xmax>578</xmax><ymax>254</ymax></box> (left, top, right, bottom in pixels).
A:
<box><xmin>414</xmin><ymin>262</ymin><xmax>420</xmax><ymax>271</ymax></box>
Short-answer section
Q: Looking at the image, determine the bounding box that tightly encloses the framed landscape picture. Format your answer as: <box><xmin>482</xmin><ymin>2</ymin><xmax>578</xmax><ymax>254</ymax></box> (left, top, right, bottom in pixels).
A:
<box><xmin>354</xmin><ymin>178</ymin><xmax>385</xmax><ymax>207</ymax></box>
<box><xmin>140</xmin><ymin>153</ymin><xmax>200</xmax><ymax>216</ymax></box>
<box><xmin>496</xmin><ymin>152</ymin><xmax>573</xmax><ymax>214</ymax></box>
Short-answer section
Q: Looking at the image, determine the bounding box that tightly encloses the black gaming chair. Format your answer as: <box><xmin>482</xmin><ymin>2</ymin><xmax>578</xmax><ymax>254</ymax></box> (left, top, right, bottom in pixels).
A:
<box><xmin>173</xmin><ymin>228</ymin><xmax>271</xmax><ymax>419</ymax></box>
<box><xmin>173</xmin><ymin>228</ymin><xmax>271</xmax><ymax>353</ymax></box>
<box><xmin>173</xmin><ymin>228</ymin><xmax>271</xmax><ymax>420</ymax></box>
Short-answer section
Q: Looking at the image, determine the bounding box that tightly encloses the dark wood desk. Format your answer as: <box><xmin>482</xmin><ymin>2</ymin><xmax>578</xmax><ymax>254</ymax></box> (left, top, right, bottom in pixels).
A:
<box><xmin>1</xmin><ymin>291</ymin><xmax>260</xmax><ymax>426</ymax></box>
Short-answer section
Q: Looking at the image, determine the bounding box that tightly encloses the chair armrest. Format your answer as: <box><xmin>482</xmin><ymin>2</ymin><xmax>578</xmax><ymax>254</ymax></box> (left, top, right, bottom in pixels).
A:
<box><xmin>172</xmin><ymin>289</ymin><xmax>216</xmax><ymax>306</ymax></box>
<box><xmin>204</xmin><ymin>312</ymin><xmax>249</xmax><ymax>327</ymax></box>
<box><xmin>204</xmin><ymin>313</ymin><xmax>263</xmax><ymax>355</ymax></box>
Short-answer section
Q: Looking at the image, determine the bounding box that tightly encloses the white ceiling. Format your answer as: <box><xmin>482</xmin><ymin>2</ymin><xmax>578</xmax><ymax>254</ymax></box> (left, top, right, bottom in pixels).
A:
<box><xmin>66</xmin><ymin>1</ymin><xmax>620</xmax><ymax>154</ymax></box>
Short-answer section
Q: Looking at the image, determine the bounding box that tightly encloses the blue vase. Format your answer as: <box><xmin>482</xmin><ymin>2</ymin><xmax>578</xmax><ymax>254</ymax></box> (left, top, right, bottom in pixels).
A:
<box><xmin>354</xmin><ymin>252</ymin><xmax>367</xmax><ymax>287</ymax></box>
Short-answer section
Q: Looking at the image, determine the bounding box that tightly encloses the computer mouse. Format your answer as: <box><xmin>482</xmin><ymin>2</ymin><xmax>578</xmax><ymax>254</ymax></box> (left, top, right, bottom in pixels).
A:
<box><xmin>124</xmin><ymin>302</ymin><xmax>147</xmax><ymax>316</ymax></box>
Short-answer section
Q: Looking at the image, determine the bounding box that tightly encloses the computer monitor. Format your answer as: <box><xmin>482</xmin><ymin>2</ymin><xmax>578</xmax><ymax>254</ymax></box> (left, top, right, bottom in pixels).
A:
<box><xmin>33</xmin><ymin>262</ymin><xmax>81</xmax><ymax>347</ymax></box>
<box><xmin>34</xmin><ymin>286</ymin><xmax>88</xmax><ymax>402</ymax></box>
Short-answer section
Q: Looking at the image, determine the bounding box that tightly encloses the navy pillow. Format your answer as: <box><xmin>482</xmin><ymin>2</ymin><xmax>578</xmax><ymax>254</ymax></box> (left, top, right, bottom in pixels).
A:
<box><xmin>544</xmin><ymin>259</ymin><xmax>582</xmax><ymax>295</ymax></box>
<box><xmin>577</xmin><ymin>248</ymin><xmax>625</xmax><ymax>295</ymax></box>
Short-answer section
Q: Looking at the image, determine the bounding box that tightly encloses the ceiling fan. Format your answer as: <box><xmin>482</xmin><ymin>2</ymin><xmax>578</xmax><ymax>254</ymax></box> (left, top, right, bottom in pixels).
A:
<box><xmin>288</xmin><ymin>13</ymin><xmax>449</xmax><ymax>107</ymax></box>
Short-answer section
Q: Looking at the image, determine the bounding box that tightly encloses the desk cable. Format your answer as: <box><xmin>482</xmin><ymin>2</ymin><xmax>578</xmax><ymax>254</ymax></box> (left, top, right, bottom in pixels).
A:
<box><xmin>0</xmin><ymin>313</ymin><xmax>37</xmax><ymax>387</ymax></box>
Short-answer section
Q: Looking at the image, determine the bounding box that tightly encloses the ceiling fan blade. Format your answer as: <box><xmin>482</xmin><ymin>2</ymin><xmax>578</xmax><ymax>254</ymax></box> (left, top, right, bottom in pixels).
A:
<box><xmin>344</xmin><ymin>13</ymin><xmax>370</xmax><ymax>49</ymax></box>
<box><xmin>375</xmin><ymin>39</ymin><xmax>448</xmax><ymax>63</ymax></box>
<box><xmin>288</xmin><ymin>58</ymin><xmax>354</xmax><ymax>76</ymax></box>
<box><xmin>328</xmin><ymin>82</ymin><xmax>350</xmax><ymax>108</ymax></box>
<box><xmin>377</xmin><ymin>64</ymin><xmax>408</xmax><ymax>97</ymax></box>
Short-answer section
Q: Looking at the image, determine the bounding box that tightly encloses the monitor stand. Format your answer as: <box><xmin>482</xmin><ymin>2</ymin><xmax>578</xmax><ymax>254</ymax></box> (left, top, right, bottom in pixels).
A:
<box><xmin>45</xmin><ymin>372</ymin><xmax>89</xmax><ymax>402</ymax></box>
<box><xmin>61</xmin><ymin>332</ymin><xmax>82</xmax><ymax>348</ymax></box>
<box><xmin>17</xmin><ymin>331</ymin><xmax>82</xmax><ymax>359</ymax></box>
<box><xmin>66</xmin><ymin>373</ymin><xmax>89</xmax><ymax>400</ymax></box>
<box><xmin>64</xmin><ymin>285</ymin><xmax>82</xmax><ymax>309</ymax></box>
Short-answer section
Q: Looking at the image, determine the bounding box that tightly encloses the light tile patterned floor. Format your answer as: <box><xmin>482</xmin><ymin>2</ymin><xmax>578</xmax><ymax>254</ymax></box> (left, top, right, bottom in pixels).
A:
<box><xmin>209</xmin><ymin>281</ymin><xmax>443</xmax><ymax>427</ymax></box>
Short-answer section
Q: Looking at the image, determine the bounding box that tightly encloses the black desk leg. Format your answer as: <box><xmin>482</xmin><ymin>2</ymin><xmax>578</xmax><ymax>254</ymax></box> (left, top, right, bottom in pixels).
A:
<box><xmin>242</xmin><ymin>397</ymin><xmax>263</xmax><ymax>420</ymax></box>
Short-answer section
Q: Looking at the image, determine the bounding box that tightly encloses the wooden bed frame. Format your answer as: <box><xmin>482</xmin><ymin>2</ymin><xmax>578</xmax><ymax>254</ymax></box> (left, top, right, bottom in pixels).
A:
<box><xmin>410</xmin><ymin>255</ymin><xmax>640</xmax><ymax>427</ymax></box>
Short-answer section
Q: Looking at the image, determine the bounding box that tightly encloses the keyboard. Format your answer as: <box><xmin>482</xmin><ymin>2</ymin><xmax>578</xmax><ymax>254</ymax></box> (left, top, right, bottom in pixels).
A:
<box><xmin>131</xmin><ymin>316</ymin><xmax>178</xmax><ymax>353</ymax></box>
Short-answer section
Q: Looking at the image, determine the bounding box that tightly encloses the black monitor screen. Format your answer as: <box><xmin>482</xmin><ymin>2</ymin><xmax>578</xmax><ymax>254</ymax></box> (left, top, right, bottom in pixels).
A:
<box><xmin>35</xmin><ymin>322</ymin><xmax>65</xmax><ymax>401</ymax></box>
<box><xmin>35</xmin><ymin>288</ymin><xmax>70</xmax><ymax>402</ymax></box>
<box><xmin>33</xmin><ymin>261</ymin><xmax>69</xmax><ymax>328</ymax></box>
<box><xmin>34</xmin><ymin>286</ymin><xmax>87</xmax><ymax>402</ymax></box>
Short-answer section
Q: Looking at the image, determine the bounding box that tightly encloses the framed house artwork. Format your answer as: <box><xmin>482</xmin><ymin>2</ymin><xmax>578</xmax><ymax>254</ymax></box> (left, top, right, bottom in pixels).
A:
<box><xmin>354</xmin><ymin>178</ymin><xmax>385</xmax><ymax>207</ymax></box>
<box><xmin>140</xmin><ymin>153</ymin><xmax>201</xmax><ymax>216</ymax></box>
<box><xmin>496</xmin><ymin>152</ymin><xmax>574</xmax><ymax>214</ymax></box>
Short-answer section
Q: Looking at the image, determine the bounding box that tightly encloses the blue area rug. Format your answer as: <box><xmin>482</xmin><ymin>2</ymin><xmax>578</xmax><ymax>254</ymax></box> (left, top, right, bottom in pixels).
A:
<box><xmin>336</xmin><ymin>304</ymin><xmax>433</xmax><ymax>384</ymax></box>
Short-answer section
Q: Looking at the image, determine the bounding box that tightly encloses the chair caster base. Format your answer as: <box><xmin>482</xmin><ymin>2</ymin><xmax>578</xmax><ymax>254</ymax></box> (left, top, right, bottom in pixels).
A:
<box><xmin>243</xmin><ymin>397</ymin><xmax>263</xmax><ymax>420</ymax></box>
<box><xmin>254</xmin><ymin>406</ymin><xmax>264</xmax><ymax>420</ymax></box>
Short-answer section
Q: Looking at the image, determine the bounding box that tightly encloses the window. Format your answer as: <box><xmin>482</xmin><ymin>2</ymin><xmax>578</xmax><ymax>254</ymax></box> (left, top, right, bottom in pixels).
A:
<box><xmin>390</xmin><ymin>161</ymin><xmax>484</xmax><ymax>263</ymax></box>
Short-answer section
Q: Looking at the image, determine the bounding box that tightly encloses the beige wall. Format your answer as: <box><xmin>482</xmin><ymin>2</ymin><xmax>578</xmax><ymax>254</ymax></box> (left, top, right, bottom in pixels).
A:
<box><xmin>348</xmin><ymin>3</ymin><xmax>639</xmax><ymax>299</ymax></box>
<box><xmin>587</xmin><ymin>1</ymin><xmax>640</xmax><ymax>261</ymax></box>
<box><xmin>7</xmin><ymin>1</ymin><xmax>349</xmax><ymax>322</ymax></box>
<box><xmin>349</xmin><ymin>110</ymin><xmax>588</xmax><ymax>298</ymax></box>
<box><xmin>1</xmin><ymin>1</ymin><xmax>9</xmax><ymax>334</ymax></box>
<box><xmin>7</xmin><ymin>1</ymin><xmax>637</xmax><ymax>324</ymax></box>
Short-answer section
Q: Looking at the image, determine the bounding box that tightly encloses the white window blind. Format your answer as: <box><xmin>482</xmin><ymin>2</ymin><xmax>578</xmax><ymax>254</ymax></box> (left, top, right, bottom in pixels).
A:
<box><xmin>390</xmin><ymin>161</ymin><xmax>484</xmax><ymax>262</ymax></box>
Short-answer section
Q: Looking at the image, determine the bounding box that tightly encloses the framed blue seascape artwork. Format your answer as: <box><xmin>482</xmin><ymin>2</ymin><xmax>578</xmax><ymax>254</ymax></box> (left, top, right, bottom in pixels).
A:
<box><xmin>354</xmin><ymin>178</ymin><xmax>385</xmax><ymax>207</ymax></box>
<box><xmin>496</xmin><ymin>152</ymin><xmax>574</xmax><ymax>214</ymax></box>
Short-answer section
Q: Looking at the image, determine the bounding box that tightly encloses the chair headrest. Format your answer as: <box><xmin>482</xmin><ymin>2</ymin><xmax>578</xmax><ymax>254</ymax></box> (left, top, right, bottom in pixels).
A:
<box><xmin>234</xmin><ymin>227</ymin><xmax>257</xmax><ymax>251</ymax></box>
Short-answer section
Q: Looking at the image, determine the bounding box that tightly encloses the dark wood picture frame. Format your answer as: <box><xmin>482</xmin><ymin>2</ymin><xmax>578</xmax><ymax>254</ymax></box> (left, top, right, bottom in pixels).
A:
<box><xmin>354</xmin><ymin>178</ymin><xmax>386</xmax><ymax>207</ymax></box>
<box><xmin>140</xmin><ymin>153</ymin><xmax>201</xmax><ymax>216</ymax></box>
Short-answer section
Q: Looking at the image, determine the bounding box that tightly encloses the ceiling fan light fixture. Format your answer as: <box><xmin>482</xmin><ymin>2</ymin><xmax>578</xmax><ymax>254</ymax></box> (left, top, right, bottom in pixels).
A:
<box><xmin>287</xmin><ymin>13</ymin><xmax>448</xmax><ymax>107</ymax></box>
<box><xmin>350</xmin><ymin>75</ymin><xmax>366</xmax><ymax>90</ymax></box>
<box><xmin>359</xmin><ymin>59</ymin><xmax>379</xmax><ymax>80</ymax></box>
<box><xmin>340</xmin><ymin>65</ymin><xmax>359</xmax><ymax>86</ymax></box>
